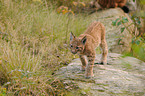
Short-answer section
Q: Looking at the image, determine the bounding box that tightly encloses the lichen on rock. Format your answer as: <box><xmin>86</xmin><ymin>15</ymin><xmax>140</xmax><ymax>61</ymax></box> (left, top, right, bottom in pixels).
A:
<box><xmin>56</xmin><ymin>53</ymin><xmax>145</xmax><ymax>95</ymax></box>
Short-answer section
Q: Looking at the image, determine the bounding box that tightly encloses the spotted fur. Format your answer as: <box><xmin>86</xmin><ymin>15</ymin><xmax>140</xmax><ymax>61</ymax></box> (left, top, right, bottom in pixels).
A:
<box><xmin>70</xmin><ymin>21</ymin><xmax>108</xmax><ymax>78</ymax></box>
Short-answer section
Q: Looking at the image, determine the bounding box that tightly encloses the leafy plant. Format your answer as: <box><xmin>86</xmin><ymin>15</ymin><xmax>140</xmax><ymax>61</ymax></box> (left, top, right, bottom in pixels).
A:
<box><xmin>112</xmin><ymin>14</ymin><xmax>145</xmax><ymax>61</ymax></box>
<box><xmin>112</xmin><ymin>16</ymin><xmax>144</xmax><ymax>45</ymax></box>
<box><xmin>112</xmin><ymin>0</ymin><xmax>145</xmax><ymax>61</ymax></box>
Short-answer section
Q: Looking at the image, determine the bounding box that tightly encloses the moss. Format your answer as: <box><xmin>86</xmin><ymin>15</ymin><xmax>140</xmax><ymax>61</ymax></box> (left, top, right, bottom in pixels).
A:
<box><xmin>108</xmin><ymin>91</ymin><xmax>133</xmax><ymax>95</ymax></box>
<box><xmin>96</xmin><ymin>83</ymin><xmax>109</xmax><ymax>86</ymax></box>
<box><xmin>133</xmin><ymin>92</ymin><xmax>145</xmax><ymax>96</ymax></box>
<box><xmin>122</xmin><ymin>63</ymin><xmax>132</xmax><ymax>70</ymax></box>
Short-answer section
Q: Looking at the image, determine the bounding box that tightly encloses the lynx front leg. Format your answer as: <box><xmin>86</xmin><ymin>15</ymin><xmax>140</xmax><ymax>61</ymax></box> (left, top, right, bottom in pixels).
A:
<box><xmin>100</xmin><ymin>40</ymin><xmax>108</xmax><ymax>65</ymax></box>
<box><xmin>79</xmin><ymin>55</ymin><xmax>87</xmax><ymax>71</ymax></box>
<box><xmin>85</xmin><ymin>54</ymin><xmax>95</xmax><ymax>79</ymax></box>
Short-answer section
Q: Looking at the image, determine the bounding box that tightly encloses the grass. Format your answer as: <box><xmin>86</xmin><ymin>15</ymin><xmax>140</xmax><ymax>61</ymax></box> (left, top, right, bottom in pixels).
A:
<box><xmin>121</xmin><ymin>43</ymin><xmax>145</xmax><ymax>62</ymax></box>
<box><xmin>0</xmin><ymin>0</ymin><xmax>144</xmax><ymax>95</ymax></box>
<box><xmin>131</xmin><ymin>43</ymin><xmax>145</xmax><ymax>61</ymax></box>
<box><xmin>0</xmin><ymin>0</ymin><xmax>96</xmax><ymax>95</ymax></box>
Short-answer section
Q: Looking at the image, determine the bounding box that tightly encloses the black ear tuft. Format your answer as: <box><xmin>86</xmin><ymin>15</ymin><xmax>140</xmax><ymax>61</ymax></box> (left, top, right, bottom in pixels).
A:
<box><xmin>70</xmin><ymin>32</ymin><xmax>75</xmax><ymax>41</ymax></box>
<box><xmin>82</xmin><ymin>36</ymin><xmax>87</xmax><ymax>44</ymax></box>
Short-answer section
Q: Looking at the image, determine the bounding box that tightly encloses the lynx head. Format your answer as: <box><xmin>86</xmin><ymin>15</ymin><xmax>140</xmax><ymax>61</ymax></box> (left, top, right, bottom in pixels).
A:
<box><xmin>70</xmin><ymin>32</ymin><xmax>87</xmax><ymax>54</ymax></box>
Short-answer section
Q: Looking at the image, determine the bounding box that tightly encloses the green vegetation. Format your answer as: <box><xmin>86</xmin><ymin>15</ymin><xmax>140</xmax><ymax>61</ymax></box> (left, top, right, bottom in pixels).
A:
<box><xmin>112</xmin><ymin>15</ymin><xmax>145</xmax><ymax>61</ymax></box>
<box><xmin>0</xmin><ymin>0</ymin><xmax>95</xmax><ymax>95</ymax></box>
<box><xmin>0</xmin><ymin>0</ymin><xmax>145</xmax><ymax>95</ymax></box>
<box><xmin>122</xmin><ymin>63</ymin><xmax>132</xmax><ymax>70</ymax></box>
<box><xmin>112</xmin><ymin>0</ymin><xmax>145</xmax><ymax>61</ymax></box>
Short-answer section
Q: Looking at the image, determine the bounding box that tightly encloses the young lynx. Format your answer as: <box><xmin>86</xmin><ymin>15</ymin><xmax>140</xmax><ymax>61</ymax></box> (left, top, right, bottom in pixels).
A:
<box><xmin>70</xmin><ymin>21</ymin><xmax>108</xmax><ymax>79</ymax></box>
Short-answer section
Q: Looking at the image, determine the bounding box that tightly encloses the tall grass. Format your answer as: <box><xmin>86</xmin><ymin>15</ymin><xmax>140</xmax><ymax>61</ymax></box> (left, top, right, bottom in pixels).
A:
<box><xmin>0</xmin><ymin>0</ymin><xmax>95</xmax><ymax>95</ymax></box>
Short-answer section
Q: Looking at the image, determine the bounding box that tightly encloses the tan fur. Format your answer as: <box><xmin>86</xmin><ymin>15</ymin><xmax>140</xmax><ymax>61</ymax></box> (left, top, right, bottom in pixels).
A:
<box><xmin>92</xmin><ymin>0</ymin><xmax>127</xmax><ymax>9</ymax></box>
<box><xmin>70</xmin><ymin>21</ymin><xmax>108</xmax><ymax>78</ymax></box>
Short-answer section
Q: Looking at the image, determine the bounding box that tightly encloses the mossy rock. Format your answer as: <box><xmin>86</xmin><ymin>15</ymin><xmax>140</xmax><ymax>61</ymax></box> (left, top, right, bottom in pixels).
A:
<box><xmin>56</xmin><ymin>53</ymin><xmax>145</xmax><ymax>96</ymax></box>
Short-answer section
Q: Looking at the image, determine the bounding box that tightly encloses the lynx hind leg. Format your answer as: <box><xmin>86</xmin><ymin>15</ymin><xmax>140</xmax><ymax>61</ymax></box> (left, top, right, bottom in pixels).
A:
<box><xmin>100</xmin><ymin>40</ymin><xmax>108</xmax><ymax>65</ymax></box>
<box><xmin>99</xmin><ymin>22</ymin><xmax>108</xmax><ymax>65</ymax></box>
<box><xmin>79</xmin><ymin>55</ymin><xmax>87</xmax><ymax>71</ymax></box>
<box><xmin>85</xmin><ymin>54</ymin><xmax>95</xmax><ymax>79</ymax></box>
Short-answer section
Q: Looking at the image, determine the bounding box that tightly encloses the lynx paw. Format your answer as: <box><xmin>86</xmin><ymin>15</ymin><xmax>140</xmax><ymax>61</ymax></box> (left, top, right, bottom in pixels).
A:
<box><xmin>98</xmin><ymin>61</ymin><xmax>107</xmax><ymax>65</ymax></box>
<box><xmin>85</xmin><ymin>74</ymin><xmax>94</xmax><ymax>79</ymax></box>
<box><xmin>85</xmin><ymin>76</ymin><xmax>91</xmax><ymax>79</ymax></box>
<box><xmin>102</xmin><ymin>61</ymin><xmax>107</xmax><ymax>65</ymax></box>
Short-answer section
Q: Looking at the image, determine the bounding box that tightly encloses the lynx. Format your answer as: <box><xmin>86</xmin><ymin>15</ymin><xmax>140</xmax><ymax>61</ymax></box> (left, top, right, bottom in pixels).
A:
<box><xmin>70</xmin><ymin>21</ymin><xmax>108</xmax><ymax>78</ymax></box>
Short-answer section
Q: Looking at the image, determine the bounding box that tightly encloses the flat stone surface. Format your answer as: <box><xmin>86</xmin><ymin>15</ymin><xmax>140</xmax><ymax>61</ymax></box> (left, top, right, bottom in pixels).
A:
<box><xmin>56</xmin><ymin>53</ymin><xmax>145</xmax><ymax>96</ymax></box>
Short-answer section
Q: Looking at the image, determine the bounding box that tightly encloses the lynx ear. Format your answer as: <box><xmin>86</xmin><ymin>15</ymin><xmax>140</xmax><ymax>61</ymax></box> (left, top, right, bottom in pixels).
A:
<box><xmin>81</xmin><ymin>36</ymin><xmax>87</xmax><ymax>45</ymax></box>
<box><xmin>70</xmin><ymin>32</ymin><xmax>75</xmax><ymax>41</ymax></box>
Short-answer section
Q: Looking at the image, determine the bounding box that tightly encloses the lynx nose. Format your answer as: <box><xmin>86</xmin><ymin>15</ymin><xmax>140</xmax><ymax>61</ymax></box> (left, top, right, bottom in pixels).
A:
<box><xmin>71</xmin><ymin>50</ymin><xmax>77</xmax><ymax>54</ymax></box>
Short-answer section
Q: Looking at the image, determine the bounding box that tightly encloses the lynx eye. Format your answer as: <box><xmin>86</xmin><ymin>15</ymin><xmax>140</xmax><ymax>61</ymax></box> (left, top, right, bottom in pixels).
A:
<box><xmin>76</xmin><ymin>46</ymin><xmax>79</xmax><ymax>49</ymax></box>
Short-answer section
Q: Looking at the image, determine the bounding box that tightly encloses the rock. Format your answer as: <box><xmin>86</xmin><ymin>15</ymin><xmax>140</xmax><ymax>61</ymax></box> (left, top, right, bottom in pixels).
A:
<box><xmin>56</xmin><ymin>53</ymin><xmax>145</xmax><ymax>96</ymax></box>
<box><xmin>55</xmin><ymin>8</ymin><xmax>143</xmax><ymax>95</ymax></box>
<box><xmin>127</xmin><ymin>0</ymin><xmax>137</xmax><ymax>11</ymax></box>
<box><xmin>92</xmin><ymin>8</ymin><xmax>138</xmax><ymax>53</ymax></box>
